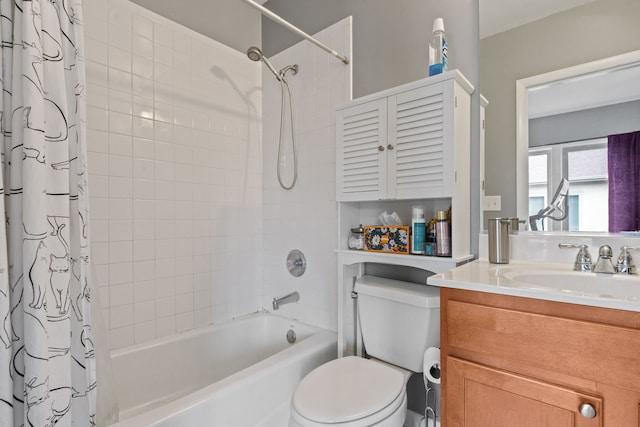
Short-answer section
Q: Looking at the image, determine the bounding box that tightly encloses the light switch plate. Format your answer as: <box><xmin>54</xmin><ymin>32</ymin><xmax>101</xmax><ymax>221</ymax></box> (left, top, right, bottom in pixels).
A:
<box><xmin>483</xmin><ymin>195</ymin><xmax>501</xmax><ymax>211</ymax></box>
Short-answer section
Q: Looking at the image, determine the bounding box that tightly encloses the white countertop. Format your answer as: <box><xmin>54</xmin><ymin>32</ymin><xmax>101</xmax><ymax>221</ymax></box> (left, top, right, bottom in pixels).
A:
<box><xmin>427</xmin><ymin>259</ymin><xmax>640</xmax><ymax>312</ymax></box>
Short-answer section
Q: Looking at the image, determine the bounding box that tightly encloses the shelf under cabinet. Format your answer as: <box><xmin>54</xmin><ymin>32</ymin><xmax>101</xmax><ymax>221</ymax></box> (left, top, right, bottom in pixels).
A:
<box><xmin>336</xmin><ymin>249</ymin><xmax>474</xmax><ymax>274</ymax></box>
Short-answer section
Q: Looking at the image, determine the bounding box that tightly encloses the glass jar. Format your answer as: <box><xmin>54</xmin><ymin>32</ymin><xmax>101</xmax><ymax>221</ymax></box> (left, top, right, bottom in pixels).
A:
<box><xmin>348</xmin><ymin>224</ymin><xmax>365</xmax><ymax>250</ymax></box>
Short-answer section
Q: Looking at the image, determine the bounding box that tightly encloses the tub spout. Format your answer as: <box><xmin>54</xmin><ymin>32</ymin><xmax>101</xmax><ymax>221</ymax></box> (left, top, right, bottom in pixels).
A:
<box><xmin>272</xmin><ymin>291</ymin><xmax>300</xmax><ymax>310</ymax></box>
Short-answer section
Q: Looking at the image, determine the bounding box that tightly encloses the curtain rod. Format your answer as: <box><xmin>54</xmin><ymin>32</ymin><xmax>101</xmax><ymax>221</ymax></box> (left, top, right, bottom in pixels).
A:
<box><xmin>241</xmin><ymin>0</ymin><xmax>350</xmax><ymax>65</ymax></box>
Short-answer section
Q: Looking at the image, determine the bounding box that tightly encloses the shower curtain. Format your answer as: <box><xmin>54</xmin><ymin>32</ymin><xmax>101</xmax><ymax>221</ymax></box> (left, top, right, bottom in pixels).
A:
<box><xmin>608</xmin><ymin>130</ymin><xmax>640</xmax><ymax>233</ymax></box>
<box><xmin>0</xmin><ymin>0</ymin><xmax>97</xmax><ymax>426</ymax></box>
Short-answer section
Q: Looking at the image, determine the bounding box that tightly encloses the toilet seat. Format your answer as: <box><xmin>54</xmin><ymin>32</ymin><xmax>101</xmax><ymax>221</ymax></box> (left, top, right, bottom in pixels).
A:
<box><xmin>290</xmin><ymin>356</ymin><xmax>407</xmax><ymax>426</ymax></box>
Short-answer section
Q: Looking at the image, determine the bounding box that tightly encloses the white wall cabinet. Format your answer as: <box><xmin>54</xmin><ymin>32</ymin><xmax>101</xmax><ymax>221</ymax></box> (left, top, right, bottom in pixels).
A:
<box><xmin>337</xmin><ymin>70</ymin><xmax>473</xmax><ymax>202</ymax></box>
<box><xmin>335</xmin><ymin>70</ymin><xmax>475</xmax><ymax>357</ymax></box>
<box><xmin>336</xmin><ymin>70</ymin><xmax>474</xmax><ymax>262</ymax></box>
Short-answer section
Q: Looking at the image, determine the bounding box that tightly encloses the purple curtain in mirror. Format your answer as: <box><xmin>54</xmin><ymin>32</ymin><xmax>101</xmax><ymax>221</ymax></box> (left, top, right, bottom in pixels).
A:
<box><xmin>608</xmin><ymin>130</ymin><xmax>640</xmax><ymax>232</ymax></box>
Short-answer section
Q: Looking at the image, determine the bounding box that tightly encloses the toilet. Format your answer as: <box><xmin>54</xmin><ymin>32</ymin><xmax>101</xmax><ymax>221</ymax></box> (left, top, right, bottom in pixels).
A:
<box><xmin>290</xmin><ymin>275</ymin><xmax>440</xmax><ymax>427</ymax></box>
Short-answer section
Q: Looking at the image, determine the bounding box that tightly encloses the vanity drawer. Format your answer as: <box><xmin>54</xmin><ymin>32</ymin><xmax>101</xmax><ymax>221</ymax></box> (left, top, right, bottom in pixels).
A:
<box><xmin>445</xmin><ymin>295</ymin><xmax>640</xmax><ymax>393</ymax></box>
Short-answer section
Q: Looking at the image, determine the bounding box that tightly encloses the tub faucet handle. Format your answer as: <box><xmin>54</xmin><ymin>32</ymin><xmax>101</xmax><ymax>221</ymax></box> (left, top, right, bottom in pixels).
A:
<box><xmin>558</xmin><ymin>243</ymin><xmax>592</xmax><ymax>272</ymax></box>
<box><xmin>616</xmin><ymin>246</ymin><xmax>640</xmax><ymax>274</ymax></box>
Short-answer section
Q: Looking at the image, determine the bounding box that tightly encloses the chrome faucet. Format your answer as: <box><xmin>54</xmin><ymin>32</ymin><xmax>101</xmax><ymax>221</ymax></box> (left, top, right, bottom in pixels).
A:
<box><xmin>616</xmin><ymin>246</ymin><xmax>640</xmax><ymax>274</ymax></box>
<box><xmin>272</xmin><ymin>291</ymin><xmax>300</xmax><ymax>310</ymax></box>
<box><xmin>560</xmin><ymin>244</ymin><xmax>639</xmax><ymax>275</ymax></box>
<box><xmin>593</xmin><ymin>245</ymin><xmax>616</xmax><ymax>274</ymax></box>
<box><xmin>558</xmin><ymin>243</ymin><xmax>592</xmax><ymax>272</ymax></box>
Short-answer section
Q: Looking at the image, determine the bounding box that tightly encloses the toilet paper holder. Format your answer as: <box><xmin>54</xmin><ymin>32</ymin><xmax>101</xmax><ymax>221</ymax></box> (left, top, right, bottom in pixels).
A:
<box><xmin>425</xmin><ymin>387</ymin><xmax>437</xmax><ymax>427</ymax></box>
<box><xmin>423</xmin><ymin>347</ymin><xmax>441</xmax><ymax>427</ymax></box>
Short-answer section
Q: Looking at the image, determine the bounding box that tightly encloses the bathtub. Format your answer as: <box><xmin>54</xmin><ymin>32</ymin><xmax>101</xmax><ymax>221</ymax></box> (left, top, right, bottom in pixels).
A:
<box><xmin>108</xmin><ymin>312</ymin><xmax>337</xmax><ymax>427</ymax></box>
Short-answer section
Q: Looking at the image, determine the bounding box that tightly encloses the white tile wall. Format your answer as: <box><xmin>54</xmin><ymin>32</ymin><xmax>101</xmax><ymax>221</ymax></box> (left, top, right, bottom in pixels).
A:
<box><xmin>261</xmin><ymin>18</ymin><xmax>353</xmax><ymax>331</ymax></box>
<box><xmin>85</xmin><ymin>0</ymin><xmax>352</xmax><ymax>349</ymax></box>
<box><xmin>84</xmin><ymin>0</ymin><xmax>263</xmax><ymax>349</ymax></box>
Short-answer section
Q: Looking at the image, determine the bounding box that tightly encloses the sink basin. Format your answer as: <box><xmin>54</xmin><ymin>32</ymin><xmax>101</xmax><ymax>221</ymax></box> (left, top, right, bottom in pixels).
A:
<box><xmin>502</xmin><ymin>269</ymin><xmax>640</xmax><ymax>301</ymax></box>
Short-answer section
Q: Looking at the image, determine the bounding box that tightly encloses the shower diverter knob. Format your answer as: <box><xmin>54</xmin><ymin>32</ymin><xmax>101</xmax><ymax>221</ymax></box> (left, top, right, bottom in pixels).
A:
<box><xmin>286</xmin><ymin>249</ymin><xmax>306</xmax><ymax>277</ymax></box>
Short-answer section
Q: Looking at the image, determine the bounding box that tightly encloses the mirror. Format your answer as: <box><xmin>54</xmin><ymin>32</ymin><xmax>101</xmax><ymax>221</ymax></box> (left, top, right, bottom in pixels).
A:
<box><xmin>515</xmin><ymin>52</ymin><xmax>640</xmax><ymax>231</ymax></box>
<box><xmin>480</xmin><ymin>0</ymin><xmax>640</xmax><ymax>232</ymax></box>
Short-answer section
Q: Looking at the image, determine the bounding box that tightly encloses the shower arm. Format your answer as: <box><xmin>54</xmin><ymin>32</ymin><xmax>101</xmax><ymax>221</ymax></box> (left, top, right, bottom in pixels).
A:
<box><xmin>241</xmin><ymin>0</ymin><xmax>350</xmax><ymax>65</ymax></box>
<box><xmin>262</xmin><ymin>55</ymin><xmax>282</xmax><ymax>81</ymax></box>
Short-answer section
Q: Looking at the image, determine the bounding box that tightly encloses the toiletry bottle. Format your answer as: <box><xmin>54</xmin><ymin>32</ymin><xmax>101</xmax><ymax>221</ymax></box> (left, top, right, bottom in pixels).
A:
<box><xmin>435</xmin><ymin>210</ymin><xmax>451</xmax><ymax>256</ymax></box>
<box><xmin>428</xmin><ymin>18</ymin><xmax>447</xmax><ymax>76</ymax></box>
<box><xmin>424</xmin><ymin>219</ymin><xmax>437</xmax><ymax>256</ymax></box>
<box><xmin>411</xmin><ymin>206</ymin><xmax>426</xmax><ymax>255</ymax></box>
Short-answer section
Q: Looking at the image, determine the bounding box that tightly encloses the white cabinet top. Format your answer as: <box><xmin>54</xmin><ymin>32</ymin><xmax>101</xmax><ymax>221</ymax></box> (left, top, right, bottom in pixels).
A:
<box><xmin>336</xmin><ymin>69</ymin><xmax>475</xmax><ymax>111</ymax></box>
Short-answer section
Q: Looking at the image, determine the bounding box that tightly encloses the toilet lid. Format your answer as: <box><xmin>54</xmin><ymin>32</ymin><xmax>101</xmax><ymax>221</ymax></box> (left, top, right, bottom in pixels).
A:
<box><xmin>292</xmin><ymin>356</ymin><xmax>405</xmax><ymax>424</ymax></box>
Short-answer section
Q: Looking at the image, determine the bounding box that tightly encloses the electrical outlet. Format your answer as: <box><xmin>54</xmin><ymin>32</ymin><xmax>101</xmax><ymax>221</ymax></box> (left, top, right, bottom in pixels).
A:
<box><xmin>483</xmin><ymin>195</ymin><xmax>501</xmax><ymax>211</ymax></box>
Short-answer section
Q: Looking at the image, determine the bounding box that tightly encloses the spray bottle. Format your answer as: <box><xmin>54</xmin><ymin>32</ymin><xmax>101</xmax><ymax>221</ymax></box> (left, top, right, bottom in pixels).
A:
<box><xmin>428</xmin><ymin>18</ymin><xmax>447</xmax><ymax>76</ymax></box>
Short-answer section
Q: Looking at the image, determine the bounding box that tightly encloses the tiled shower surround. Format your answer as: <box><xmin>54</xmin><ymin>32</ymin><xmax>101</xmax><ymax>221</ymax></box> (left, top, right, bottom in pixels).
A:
<box><xmin>261</xmin><ymin>19</ymin><xmax>352</xmax><ymax>331</ymax></box>
<box><xmin>83</xmin><ymin>0</ymin><xmax>351</xmax><ymax>349</ymax></box>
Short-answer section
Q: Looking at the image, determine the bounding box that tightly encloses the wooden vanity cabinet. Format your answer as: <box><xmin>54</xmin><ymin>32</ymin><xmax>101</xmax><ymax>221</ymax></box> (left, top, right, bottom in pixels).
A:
<box><xmin>441</xmin><ymin>288</ymin><xmax>640</xmax><ymax>427</ymax></box>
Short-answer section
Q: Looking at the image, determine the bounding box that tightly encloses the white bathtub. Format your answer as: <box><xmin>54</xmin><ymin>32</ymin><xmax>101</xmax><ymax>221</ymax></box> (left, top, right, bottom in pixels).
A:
<box><xmin>108</xmin><ymin>312</ymin><xmax>337</xmax><ymax>427</ymax></box>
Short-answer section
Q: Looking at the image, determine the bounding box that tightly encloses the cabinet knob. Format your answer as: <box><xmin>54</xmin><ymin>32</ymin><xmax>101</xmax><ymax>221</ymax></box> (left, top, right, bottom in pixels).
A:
<box><xmin>378</xmin><ymin>145</ymin><xmax>385</xmax><ymax>152</ymax></box>
<box><xmin>578</xmin><ymin>403</ymin><xmax>596</xmax><ymax>419</ymax></box>
<box><xmin>387</xmin><ymin>144</ymin><xmax>394</xmax><ymax>151</ymax></box>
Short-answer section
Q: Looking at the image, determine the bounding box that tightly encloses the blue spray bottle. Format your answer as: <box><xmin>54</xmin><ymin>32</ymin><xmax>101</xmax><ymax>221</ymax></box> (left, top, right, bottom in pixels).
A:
<box><xmin>428</xmin><ymin>18</ymin><xmax>447</xmax><ymax>76</ymax></box>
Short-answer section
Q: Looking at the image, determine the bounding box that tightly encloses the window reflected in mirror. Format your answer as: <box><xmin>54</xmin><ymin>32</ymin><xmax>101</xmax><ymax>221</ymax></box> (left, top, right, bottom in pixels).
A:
<box><xmin>528</xmin><ymin>139</ymin><xmax>608</xmax><ymax>232</ymax></box>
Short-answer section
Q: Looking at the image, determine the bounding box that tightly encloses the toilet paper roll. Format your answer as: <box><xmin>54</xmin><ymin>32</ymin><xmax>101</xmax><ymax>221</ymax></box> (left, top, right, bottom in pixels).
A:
<box><xmin>423</xmin><ymin>347</ymin><xmax>441</xmax><ymax>384</ymax></box>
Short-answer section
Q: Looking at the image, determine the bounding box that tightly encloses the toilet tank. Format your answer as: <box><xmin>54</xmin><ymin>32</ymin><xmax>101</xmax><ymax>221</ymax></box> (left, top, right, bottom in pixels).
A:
<box><xmin>354</xmin><ymin>275</ymin><xmax>440</xmax><ymax>372</ymax></box>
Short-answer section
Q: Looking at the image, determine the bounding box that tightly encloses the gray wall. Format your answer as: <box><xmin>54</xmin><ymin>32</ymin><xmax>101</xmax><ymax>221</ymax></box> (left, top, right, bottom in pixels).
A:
<box><xmin>129</xmin><ymin>0</ymin><xmax>261</xmax><ymax>52</ymax></box>
<box><xmin>262</xmin><ymin>0</ymin><xmax>482</xmax><ymax>253</ymax></box>
<box><xmin>262</xmin><ymin>0</ymin><xmax>478</xmax><ymax>99</ymax></box>
<box><xmin>480</xmin><ymin>0</ymin><xmax>640</xmax><ymax>222</ymax></box>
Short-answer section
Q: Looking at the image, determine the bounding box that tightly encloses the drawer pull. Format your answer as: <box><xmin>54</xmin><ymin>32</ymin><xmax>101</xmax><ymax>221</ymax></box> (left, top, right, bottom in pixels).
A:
<box><xmin>378</xmin><ymin>145</ymin><xmax>385</xmax><ymax>152</ymax></box>
<box><xmin>579</xmin><ymin>403</ymin><xmax>596</xmax><ymax>419</ymax></box>
<box><xmin>387</xmin><ymin>144</ymin><xmax>394</xmax><ymax>150</ymax></box>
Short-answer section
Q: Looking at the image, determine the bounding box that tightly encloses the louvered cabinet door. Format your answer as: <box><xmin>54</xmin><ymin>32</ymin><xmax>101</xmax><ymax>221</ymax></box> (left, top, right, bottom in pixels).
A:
<box><xmin>336</xmin><ymin>98</ymin><xmax>388</xmax><ymax>201</ymax></box>
<box><xmin>387</xmin><ymin>83</ymin><xmax>448</xmax><ymax>199</ymax></box>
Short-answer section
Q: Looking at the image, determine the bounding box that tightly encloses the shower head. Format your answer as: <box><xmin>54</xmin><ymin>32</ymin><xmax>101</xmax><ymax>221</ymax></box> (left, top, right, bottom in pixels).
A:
<box><xmin>246</xmin><ymin>46</ymin><xmax>281</xmax><ymax>81</ymax></box>
<box><xmin>246</xmin><ymin>46</ymin><xmax>262</xmax><ymax>62</ymax></box>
